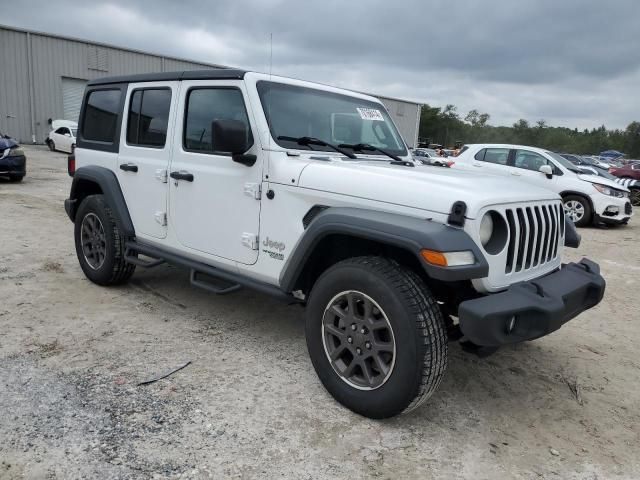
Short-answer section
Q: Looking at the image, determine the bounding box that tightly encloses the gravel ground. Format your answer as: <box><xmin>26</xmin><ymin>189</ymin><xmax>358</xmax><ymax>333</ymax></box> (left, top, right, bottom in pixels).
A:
<box><xmin>1</xmin><ymin>146</ymin><xmax>639</xmax><ymax>479</ymax></box>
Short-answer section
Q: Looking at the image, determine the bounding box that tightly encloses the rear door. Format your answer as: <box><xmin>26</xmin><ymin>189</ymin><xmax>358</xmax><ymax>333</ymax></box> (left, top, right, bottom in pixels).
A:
<box><xmin>168</xmin><ymin>80</ymin><xmax>263</xmax><ymax>265</ymax></box>
<box><xmin>471</xmin><ymin>147</ymin><xmax>514</xmax><ymax>177</ymax></box>
<box><xmin>117</xmin><ymin>82</ymin><xmax>178</xmax><ymax>239</ymax></box>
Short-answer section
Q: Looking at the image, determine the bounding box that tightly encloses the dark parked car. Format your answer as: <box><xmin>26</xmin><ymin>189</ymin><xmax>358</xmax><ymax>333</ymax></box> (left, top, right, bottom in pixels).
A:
<box><xmin>610</xmin><ymin>162</ymin><xmax>640</xmax><ymax>182</ymax></box>
<box><xmin>0</xmin><ymin>133</ymin><xmax>26</xmax><ymax>182</ymax></box>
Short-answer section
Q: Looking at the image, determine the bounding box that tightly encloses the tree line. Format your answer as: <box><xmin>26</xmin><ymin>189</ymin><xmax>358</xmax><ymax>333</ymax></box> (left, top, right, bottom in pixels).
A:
<box><xmin>418</xmin><ymin>104</ymin><xmax>640</xmax><ymax>158</ymax></box>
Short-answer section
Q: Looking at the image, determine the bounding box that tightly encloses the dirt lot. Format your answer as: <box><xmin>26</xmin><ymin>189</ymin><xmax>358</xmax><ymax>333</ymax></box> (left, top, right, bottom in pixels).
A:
<box><xmin>1</xmin><ymin>145</ymin><xmax>639</xmax><ymax>479</ymax></box>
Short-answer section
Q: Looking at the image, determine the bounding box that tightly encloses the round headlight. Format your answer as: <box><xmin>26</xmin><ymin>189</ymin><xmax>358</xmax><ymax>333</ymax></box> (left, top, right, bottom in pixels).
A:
<box><xmin>480</xmin><ymin>212</ymin><xmax>493</xmax><ymax>246</ymax></box>
<box><xmin>480</xmin><ymin>211</ymin><xmax>509</xmax><ymax>255</ymax></box>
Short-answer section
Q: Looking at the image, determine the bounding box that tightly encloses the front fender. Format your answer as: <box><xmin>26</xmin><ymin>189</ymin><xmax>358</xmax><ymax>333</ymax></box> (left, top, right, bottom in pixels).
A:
<box><xmin>279</xmin><ymin>207</ymin><xmax>488</xmax><ymax>291</ymax></box>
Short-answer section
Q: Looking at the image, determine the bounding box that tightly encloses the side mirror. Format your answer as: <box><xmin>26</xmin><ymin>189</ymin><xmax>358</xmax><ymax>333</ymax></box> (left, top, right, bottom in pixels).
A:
<box><xmin>211</xmin><ymin>119</ymin><xmax>255</xmax><ymax>166</ymax></box>
<box><xmin>539</xmin><ymin>164</ymin><xmax>553</xmax><ymax>178</ymax></box>
<box><xmin>64</xmin><ymin>132</ymin><xmax>71</xmax><ymax>137</ymax></box>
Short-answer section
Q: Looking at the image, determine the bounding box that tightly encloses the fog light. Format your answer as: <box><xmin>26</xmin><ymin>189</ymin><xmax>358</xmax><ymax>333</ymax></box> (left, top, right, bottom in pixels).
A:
<box><xmin>605</xmin><ymin>206</ymin><xmax>619</xmax><ymax>214</ymax></box>
<box><xmin>506</xmin><ymin>315</ymin><xmax>517</xmax><ymax>334</ymax></box>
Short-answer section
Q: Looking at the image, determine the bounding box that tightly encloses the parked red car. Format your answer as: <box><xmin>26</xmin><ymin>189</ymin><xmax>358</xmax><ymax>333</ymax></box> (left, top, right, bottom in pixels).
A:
<box><xmin>610</xmin><ymin>162</ymin><xmax>640</xmax><ymax>180</ymax></box>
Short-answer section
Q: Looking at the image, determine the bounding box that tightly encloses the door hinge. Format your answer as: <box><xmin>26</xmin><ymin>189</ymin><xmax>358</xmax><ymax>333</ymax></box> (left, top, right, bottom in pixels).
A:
<box><xmin>243</xmin><ymin>182</ymin><xmax>261</xmax><ymax>200</ymax></box>
<box><xmin>154</xmin><ymin>211</ymin><xmax>167</xmax><ymax>226</ymax></box>
<box><xmin>155</xmin><ymin>169</ymin><xmax>168</xmax><ymax>183</ymax></box>
<box><xmin>241</xmin><ymin>233</ymin><xmax>259</xmax><ymax>250</ymax></box>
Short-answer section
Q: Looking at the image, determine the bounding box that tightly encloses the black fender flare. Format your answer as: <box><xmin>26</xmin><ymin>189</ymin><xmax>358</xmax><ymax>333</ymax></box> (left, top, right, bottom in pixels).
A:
<box><xmin>279</xmin><ymin>207</ymin><xmax>488</xmax><ymax>291</ymax></box>
<box><xmin>64</xmin><ymin>165</ymin><xmax>135</xmax><ymax>237</ymax></box>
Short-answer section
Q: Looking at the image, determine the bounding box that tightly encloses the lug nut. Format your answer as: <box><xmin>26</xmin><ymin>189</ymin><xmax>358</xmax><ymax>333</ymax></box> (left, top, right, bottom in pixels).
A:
<box><xmin>351</xmin><ymin>323</ymin><xmax>357</xmax><ymax>331</ymax></box>
<box><xmin>360</xmin><ymin>327</ymin><xmax>367</xmax><ymax>334</ymax></box>
<box><xmin>356</xmin><ymin>347</ymin><xmax>362</xmax><ymax>355</ymax></box>
<box><xmin>347</xmin><ymin>336</ymin><xmax>353</xmax><ymax>344</ymax></box>
<box><xmin>365</xmin><ymin>341</ymin><xmax>371</xmax><ymax>350</ymax></box>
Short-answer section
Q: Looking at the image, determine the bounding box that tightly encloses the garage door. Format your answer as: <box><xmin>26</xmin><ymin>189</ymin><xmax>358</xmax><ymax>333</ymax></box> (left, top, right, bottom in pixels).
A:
<box><xmin>62</xmin><ymin>77</ymin><xmax>87</xmax><ymax>123</ymax></box>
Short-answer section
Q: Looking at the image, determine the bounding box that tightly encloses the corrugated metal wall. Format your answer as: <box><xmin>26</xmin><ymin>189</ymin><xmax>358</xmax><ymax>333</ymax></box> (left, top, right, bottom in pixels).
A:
<box><xmin>0</xmin><ymin>25</ymin><xmax>421</xmax><ymax>147</ymax></box>
<box><xmin>0</xmin><ymin>29</ymin><xmax>31</xmax><ymax>141</ymax></box>
<box><xmin>378</xmin><ymin>96</ymin><xmax>421</xmax><ymax>148</ymax></box>
<box><xmin>0</xmin><ymin>26</ymin><xmax>221</xmax><ymax>143</ymax></box>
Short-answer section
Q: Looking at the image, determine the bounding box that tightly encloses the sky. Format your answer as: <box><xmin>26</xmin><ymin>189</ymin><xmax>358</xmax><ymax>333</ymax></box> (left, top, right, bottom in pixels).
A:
<box><xmin>2</xmin><ymin>0</ymin><xmax>639</xmax><ymax>130</ymax></box>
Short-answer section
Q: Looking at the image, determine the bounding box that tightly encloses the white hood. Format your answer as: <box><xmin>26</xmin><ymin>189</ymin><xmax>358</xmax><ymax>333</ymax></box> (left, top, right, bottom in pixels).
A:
<box><xmin>577</xmin><ymin>174</ymin><xmax>629</xmax><ymax>192</ymax></box>
<box><xmin>51</xmin><ymin>119</ymin><xmax>78</xmax><ymax>130</ymax></box>
<box><xmin>298</xmin><ymin>159</ymin><xmax>560</xmax><ymax>219</ymax></box>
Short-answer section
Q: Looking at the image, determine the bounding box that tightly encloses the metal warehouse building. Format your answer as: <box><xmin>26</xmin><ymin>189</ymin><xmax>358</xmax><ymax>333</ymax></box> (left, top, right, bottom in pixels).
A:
<box><xmin>0</xmin><ymin>24</ymin><xmax>421</xmax><ymax>147</ymax></box>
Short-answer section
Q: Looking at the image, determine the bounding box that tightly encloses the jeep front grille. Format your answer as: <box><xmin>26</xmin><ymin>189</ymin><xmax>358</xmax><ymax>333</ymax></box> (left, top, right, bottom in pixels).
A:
<box><xmin>504</xmin><ymin>203</ymin><xmax>564</xmax><ymax>274</ymax></box>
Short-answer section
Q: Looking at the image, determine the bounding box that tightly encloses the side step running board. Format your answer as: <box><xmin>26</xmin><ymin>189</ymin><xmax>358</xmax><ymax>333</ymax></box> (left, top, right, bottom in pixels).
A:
<box><xmin>190</xmin><ymin>269</ymin><xmax>241</xmax><ymax>295</ymax></box>
<box><xmin>123</xmin><ymin>240</ymin><xmax>297</xmax><ymax>303</ymax></box>
<box><xmin>124</xmin><ymin>247</ymin><xmax>165</xmax><ymax>268</ymax></box>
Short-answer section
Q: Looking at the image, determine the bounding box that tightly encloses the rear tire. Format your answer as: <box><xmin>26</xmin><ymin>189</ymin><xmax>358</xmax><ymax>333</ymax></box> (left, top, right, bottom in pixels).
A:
<box><xmin>563</xmin><ymin>195</ymin><xmax>592</xmax><ymax>227</ymax></box>
<box><xmin>74</xmin><ymin>195</ymin><xmax>135</xmax><ymax>286</ymax></box>
<box><xmin>48</xmin><ymin>140</ymin><xmax>55</xmax><ymax>152</ymax></box>
<box><xmin>305</xmin><ymin>256</ymin><xmax>448</xmax><ymax>419</ymax></box>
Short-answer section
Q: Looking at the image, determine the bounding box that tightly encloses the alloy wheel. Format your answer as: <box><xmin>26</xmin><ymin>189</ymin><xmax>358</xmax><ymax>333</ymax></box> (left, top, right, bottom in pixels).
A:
<box><xmin>322</xmin><ymin>291</ymin><xmax>396</xmax><ymax>390</ymax></box>
<box><xmin>564</xmin><ymin>200</ymin><xmax>585</xmax><ymax>223</ymax></box>
<box><xmin>80</xmin><ymin>212</ymin><xmax>107</xmax><ymax>270</ymax></box>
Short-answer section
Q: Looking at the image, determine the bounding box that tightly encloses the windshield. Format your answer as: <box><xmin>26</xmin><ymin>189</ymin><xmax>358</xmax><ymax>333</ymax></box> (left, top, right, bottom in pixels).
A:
<box><xmin>257</xmin><ymin>81</ymin><xmax>407</xmax><ymax>157</ymax></box>
<box><xmin>546</xmin><ymin>151</ymin><xmax>584</xmax><ymax>173</ymax></box>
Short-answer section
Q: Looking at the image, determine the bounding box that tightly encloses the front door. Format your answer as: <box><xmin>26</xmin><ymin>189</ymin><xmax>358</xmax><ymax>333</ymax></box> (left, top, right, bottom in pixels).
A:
<box><xmin>510</xmin><ymin>149</ymin><xmax>564</xmax><ymax>193</ymax></box>
<box><xmin>117</xmin><ymin>82</ymin><xmax>178</xmax><ymax>239</ymax></box>
<box><xmin>168</xmin><ymin>80</ymin><xmax>262</xmax><ymax>265</ymax></box>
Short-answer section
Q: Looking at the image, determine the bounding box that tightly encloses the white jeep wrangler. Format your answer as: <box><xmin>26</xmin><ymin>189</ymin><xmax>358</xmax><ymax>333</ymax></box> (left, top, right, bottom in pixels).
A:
<box><xmin>65</xmin><ymin>70</ymin><xmax>605</xmax><ymax>418</ymax></box>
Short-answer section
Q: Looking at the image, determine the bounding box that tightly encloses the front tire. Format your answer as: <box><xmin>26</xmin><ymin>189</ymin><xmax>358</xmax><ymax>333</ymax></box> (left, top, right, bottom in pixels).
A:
<box><xmin>305</xmin><ymin>256</ymin><xmax>448</xmax><ymax>418</ymax></box>
<box><xmin>74</xmin><ymin>195</ymin><xmax>135</xmax><ymax>285</ymax></box>
<box><xmin>48</xmin><ymin>140</ymin><xmax>55</xmax><ymax>152</ymax></box>
<box><xmin>563</xmin><ymin>195</ymin><xmax>592</xmax><ymax>227</ymax></box>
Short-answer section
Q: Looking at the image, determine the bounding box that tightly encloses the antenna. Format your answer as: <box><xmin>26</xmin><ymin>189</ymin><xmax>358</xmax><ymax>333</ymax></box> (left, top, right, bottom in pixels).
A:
<box><xmin>267</xmin><ymin>33</ymin><xmax>273</xmax><ymax>154</ymax></box>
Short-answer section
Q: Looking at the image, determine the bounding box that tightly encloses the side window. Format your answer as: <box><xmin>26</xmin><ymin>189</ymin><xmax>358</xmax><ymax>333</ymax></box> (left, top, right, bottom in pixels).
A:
<box><xmin>54</xmin><ymin>127</ymin><xmax>67</xmax><ymax>134</ymax></box>
<box><xmin>514</xmin><ymin>150</ymin><xmax>553</xmax><ymax>172</ymax></box>
<box><xmin>481</xmin><ymin>148</ymin><xmax>510</xmax><ymax>165</ymax></box>
<box><xmin>126</xmin><ymin>88</ymin><xmax>172</xmax><ymax>147</ymax></box>
<box><xmin>82</xmin><ymin>89</ymin><xmax>121</xmax><ymax>143</ymax></box>
<box><xmin>474</xmin><ymin>149</ymin><xmax>486</xmax><ymax>161</ymax></box>
<box><xmin>183</xmin><ymin>88</ymin><xmax>253</xmax><ymax>154</ymax></box>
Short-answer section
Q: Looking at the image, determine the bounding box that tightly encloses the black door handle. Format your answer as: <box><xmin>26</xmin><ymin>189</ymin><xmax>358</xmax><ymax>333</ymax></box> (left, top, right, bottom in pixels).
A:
<box><xmin>119</xmin><ymin>163</ymin><xmax>138</xmax><ymax>172</ymax></box>
<box><xmin>170</xmin><ymin>171</ymin><xmax>194</xmax><ymax>182</ymax></box>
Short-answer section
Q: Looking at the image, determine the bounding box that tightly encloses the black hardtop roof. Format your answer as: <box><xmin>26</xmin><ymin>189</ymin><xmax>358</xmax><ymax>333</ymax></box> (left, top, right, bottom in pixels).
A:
<box><xmin>87</xmin><ymin>69</ymin><xmax>247</xmax><ymax>86</ymax></box>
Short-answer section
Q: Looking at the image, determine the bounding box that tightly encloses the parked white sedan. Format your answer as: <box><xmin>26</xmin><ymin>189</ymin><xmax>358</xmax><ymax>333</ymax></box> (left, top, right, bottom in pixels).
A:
<box><xmin>46</xmin><ymin>120</ymin><xmax>78</xmax><ymax>154</ymax></box>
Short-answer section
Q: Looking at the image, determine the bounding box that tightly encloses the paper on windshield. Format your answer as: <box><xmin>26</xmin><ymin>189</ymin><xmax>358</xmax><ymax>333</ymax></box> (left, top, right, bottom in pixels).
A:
<box><xmin>356</xmin><ymin>108</ymin><xmax>384</xmax><ymax>121</ymax></box>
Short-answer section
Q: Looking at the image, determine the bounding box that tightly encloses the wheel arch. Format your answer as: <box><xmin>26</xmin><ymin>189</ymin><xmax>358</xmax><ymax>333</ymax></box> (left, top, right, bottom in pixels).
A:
<box><xmin>560</xmin><ymin>190</ymin><xmax>594</xmax><ymax>213</ymax></box>
<box><xmin>279</xmin><ymin>207</ymin><xmax>488</xmax><ymax>296</ymax></box>
<box><xmin>65</xmin><ymin>165</ymin><xmax>135</xmax><ymax>237</ymax></box>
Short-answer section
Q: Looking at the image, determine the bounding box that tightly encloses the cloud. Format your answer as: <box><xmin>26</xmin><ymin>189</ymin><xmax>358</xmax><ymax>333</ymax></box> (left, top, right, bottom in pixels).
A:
<box><xmin>1</xmin><ymin>0</ymin><xmax>638</xmax><ymax>129</ymax></box>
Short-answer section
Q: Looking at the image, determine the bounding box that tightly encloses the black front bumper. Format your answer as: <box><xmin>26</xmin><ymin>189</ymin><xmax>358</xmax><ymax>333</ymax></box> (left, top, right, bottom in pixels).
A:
<box><xmin>458</xmin><ymin>259</ymin><xmax>605</xmax><ymax>347</ymax></box>
<box><xmin>0</xmin><ymin>154</ymin><xmax>26</xmax><ymax>176</ymax></box>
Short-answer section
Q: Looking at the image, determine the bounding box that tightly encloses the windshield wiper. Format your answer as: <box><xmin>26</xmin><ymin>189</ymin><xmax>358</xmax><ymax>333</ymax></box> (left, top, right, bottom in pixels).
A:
<box><xmin>277</xmin><ymin>136</ymin><xmax>357</xmax><ymax>159</ymax></box>
<box><xmin>338</xmin><ymin>143</ymin><xmax>403</xmax><ymax>163</ymax></box>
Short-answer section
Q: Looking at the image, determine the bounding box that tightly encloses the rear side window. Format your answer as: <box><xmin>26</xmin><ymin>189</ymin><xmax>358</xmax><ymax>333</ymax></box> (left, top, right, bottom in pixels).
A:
<box><xmin>183</xmin><ymin>88</ymin><xmax>253</xmax><ymax>154</ymax></box>
<box><xmin>82</xmin><ymin>89</ymin><xmax>121</xmax><ymax>143</ymax></box>
<box><xmin>475</xmin><ymin>148</ymin><xmax>509</xmax><ymax>165</ymax></box>
<box><xmin>127</xmin><ymin>88</ymin><xmax>172</xmax><ymax>147</ymax></box>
